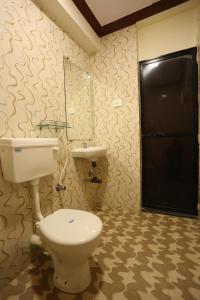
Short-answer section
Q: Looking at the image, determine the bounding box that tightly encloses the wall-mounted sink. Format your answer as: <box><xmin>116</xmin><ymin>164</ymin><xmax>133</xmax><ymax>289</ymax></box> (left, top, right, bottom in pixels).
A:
<box><xmin>71</xmin><ymin>146</ymin><xmax>107</xmax><ymax>161</ymax></box>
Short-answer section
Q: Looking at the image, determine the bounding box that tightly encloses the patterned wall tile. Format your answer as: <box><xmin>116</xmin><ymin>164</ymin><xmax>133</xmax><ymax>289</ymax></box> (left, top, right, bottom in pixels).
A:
<box><xmin>0</xmin><ymin>0</ymin><xmax>93</xmax><ymax>288</ymax></box>
<box><xmin>91</xmin><ymin>26</ymin><xmax>141</xmax><ymax>212</ymax></box>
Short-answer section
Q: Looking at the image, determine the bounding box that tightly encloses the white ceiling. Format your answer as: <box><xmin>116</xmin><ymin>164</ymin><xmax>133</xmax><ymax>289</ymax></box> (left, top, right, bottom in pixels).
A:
<box><xmin>85</xmin><ymin>0</ymin><xmax>160</xmax><ymax>26</ymax></box>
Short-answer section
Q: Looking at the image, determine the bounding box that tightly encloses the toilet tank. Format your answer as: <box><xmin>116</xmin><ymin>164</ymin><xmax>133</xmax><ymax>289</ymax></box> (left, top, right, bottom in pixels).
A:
<box><xmin>0</xmin><ymin>138</ymin><xmax>59</xmax><ymax>183</ymax></box>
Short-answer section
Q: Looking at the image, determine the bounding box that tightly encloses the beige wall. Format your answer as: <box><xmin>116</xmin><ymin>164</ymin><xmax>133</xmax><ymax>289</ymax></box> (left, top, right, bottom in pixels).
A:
<box><xmin>0</xmin><ymin>0</ymin><xmax>94</xmax><ymax>288</ymax></box>
<box><xmin>91</xmin><ymin>25</ymin><xmax>140</xmax><ymax>212</ymax></box>
<box><xmin>137</xmin><ymin>3</ymin><xmax>198</xmax><ymax>61</ymax></box>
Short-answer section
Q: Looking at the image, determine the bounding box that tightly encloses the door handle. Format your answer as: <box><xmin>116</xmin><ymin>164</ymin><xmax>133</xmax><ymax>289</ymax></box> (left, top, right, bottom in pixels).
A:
<box><xmin>153</xmin><ymin>133</ymin><xmax>165</xmax><ymax>137</ymax></box>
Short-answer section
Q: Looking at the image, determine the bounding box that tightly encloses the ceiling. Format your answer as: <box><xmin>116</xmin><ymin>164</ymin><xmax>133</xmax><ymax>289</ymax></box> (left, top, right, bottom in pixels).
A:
<box><xmin>85</xmin><ymin>0</ymin><xmax>159</xmax><ymax>26</ymax></box>
<box><xmin>73</xmin><ymin>0</ymin><xmax>189</xmax><ymax>36</ymax></box>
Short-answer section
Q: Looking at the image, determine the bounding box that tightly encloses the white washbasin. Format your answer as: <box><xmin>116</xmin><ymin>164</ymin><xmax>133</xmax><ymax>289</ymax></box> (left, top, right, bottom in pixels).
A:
<box><xmin>71</xmin><ymin>146</ymin><xmax>107</xmax><ymax>161</ymax></box>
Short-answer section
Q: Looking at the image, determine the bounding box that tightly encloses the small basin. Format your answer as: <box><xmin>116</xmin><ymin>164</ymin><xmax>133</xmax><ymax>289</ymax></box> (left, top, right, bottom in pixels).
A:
<box><xmin>71</xmin><ymin>146</ymin><xmax>107</xmax><ymax>161</ymax></box>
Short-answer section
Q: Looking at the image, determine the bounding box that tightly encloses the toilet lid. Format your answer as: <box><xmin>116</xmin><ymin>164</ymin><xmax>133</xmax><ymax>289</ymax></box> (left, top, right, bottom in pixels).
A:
<box><xmin>38</xmin><ymin>209</ymin><xmax>103</xmax><ymax>245</ymax></box>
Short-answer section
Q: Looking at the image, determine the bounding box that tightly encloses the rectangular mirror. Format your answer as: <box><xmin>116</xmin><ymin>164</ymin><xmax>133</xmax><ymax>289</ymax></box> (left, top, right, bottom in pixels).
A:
<box><xmin>64</xmin><ymin>57</ymin><xmax>93</xmax><ymax>141</ymax></box>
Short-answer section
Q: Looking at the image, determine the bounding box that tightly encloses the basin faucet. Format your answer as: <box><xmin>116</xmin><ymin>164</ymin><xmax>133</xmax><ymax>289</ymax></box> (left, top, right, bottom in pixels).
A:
<box><xmin>82</xmin><ymin>142</ymin><xmax>87</xmax><ymax>148</ymax></box>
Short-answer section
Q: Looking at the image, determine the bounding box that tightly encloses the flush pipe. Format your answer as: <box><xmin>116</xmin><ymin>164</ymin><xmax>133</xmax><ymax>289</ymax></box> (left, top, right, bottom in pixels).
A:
<box><xmin>58</xmin><ymin>156</ymin><xmax>68</xmax><ymax>186</ymax></box>
<box><xmin>29</xmin><ymin>178</ymin><xmax>45</xmax><ymax>248</ymax></box>
<box><xmin>29</xmin><ymin>178</ymin><xmax>44</xmax><ymax>221</ymax></box>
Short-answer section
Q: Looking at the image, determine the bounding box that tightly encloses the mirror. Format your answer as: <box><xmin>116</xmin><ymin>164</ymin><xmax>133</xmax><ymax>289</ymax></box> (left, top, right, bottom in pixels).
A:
<box><xmin>63</xmin><ymin>58</ymin><xmax>93</xmax><ymax>141</ymax></box>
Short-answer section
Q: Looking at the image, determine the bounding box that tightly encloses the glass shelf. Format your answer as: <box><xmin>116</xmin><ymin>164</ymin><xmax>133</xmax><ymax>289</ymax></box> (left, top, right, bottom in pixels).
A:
<box><xmin>36</xmin><ymin>120</ymin><xmax>71</xmax><ymax>131</ymax></box>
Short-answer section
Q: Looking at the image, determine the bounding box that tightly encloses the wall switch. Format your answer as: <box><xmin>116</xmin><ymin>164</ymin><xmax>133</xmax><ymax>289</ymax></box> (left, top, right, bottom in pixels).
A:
<box><xmin>68</xmin><ymin>107</ymin><xmax>75</xmax><ymax>115</ymax></box>
<box><xmin>113</xmin><ymin>98</ymin><xmax>123</xmax><ymax>108</ymax></box>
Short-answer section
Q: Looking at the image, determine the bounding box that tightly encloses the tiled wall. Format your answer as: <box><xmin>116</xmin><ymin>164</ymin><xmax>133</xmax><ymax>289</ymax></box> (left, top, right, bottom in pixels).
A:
<box><xmin>0</xmin><ymin>0</ymin><xmax>94</xmax><ymax>288</ymax></box>
<box><xmin>91</xmin><ymin>26</ymin><xmax>141</xmax><ymax>212</ymax></box>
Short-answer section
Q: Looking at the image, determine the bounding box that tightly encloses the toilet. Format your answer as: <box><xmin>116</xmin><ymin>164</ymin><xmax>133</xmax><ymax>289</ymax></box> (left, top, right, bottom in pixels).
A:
<box><xmin>37</xmin><ymin>208</ymin><xmax>102</xmax><ymax>293</ymax></box>
<box><xmin>0</xmin><ymin>138</ymin><xmax>103</xmax><ymax>294</ymax></box>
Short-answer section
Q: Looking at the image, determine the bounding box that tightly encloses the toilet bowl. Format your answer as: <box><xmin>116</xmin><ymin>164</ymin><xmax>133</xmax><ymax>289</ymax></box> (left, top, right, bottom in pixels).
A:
<box><xmin>37</xmin><ymin>208</ymin><xmax>103</xmax><ymax>294</ymax></box>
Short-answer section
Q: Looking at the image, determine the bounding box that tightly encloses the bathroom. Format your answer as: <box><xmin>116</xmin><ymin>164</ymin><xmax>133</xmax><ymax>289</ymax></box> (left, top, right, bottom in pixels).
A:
<box><xmin>0</xmin><ymin>0</ymin><xmax>200</xmax><ymax>298</ymax></box>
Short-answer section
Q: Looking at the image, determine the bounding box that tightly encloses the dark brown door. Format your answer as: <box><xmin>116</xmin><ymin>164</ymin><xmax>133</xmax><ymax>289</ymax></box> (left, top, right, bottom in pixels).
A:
<box><xmin>140</xmin><ymin>48</ymin><xmax>198</xmax><ymax>217</ymax></box>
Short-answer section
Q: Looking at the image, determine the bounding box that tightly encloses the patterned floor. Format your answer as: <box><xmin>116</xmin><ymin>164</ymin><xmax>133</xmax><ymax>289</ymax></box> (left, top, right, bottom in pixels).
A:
<box><xmin>1</xmin><ymin>210</ymin><xmax>200</xmax><ymax>300</ymax></box>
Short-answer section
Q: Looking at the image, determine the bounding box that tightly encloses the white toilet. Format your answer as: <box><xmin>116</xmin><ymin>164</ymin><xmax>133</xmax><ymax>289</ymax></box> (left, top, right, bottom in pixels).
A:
<box><xmin>0</xmin><ymin>138</ymin><xmax>103</xmax><ymax>293</ymax></box>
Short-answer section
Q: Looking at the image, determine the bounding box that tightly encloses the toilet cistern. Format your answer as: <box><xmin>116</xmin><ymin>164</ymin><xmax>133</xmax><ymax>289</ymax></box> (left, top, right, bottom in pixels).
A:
<box><xmin>0</xmin><ymin>138</ymin><xmax>59</xmax><ymax>221</ymax></box>
<box><xmin>0</xmin><ymin>138</ymin><xmax>58</xmax><ymax>184</ymax></box>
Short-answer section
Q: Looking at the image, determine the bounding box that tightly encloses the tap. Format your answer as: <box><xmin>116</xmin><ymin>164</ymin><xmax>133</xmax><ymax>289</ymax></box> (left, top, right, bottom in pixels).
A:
<box><xmin>82</xmin><ymin>141</ymin><xmax>87</xmax><ymax>148</ymax></box>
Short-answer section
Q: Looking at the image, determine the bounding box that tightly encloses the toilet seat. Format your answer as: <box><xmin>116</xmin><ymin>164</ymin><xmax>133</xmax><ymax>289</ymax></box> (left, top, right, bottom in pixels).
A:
<box><xmin>38</xmin><ymin>209</ymin><xmax>103</xmax><ymax>246</ymax></box>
